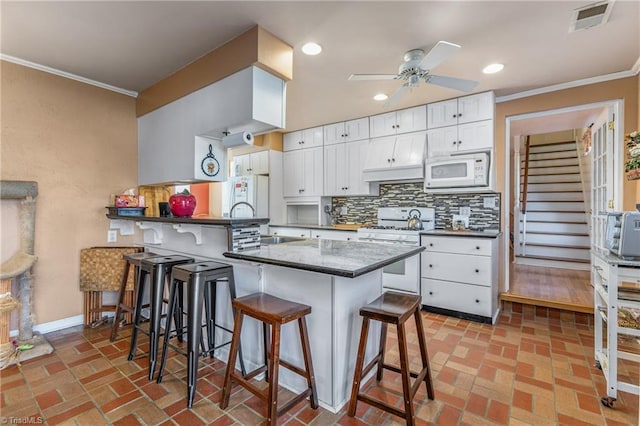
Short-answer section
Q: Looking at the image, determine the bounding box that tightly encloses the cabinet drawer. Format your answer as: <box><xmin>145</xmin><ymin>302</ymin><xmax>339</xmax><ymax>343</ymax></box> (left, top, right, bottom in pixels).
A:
<box><xmin>421</xmin><ymin>235</ymin><xmax>492</xmax><ymax>255</ymax></box>
<box><xmin>421</xmin><ymin>252</ymin><xmax>492</xmax><ymax>286</ymax></box>
<box><xmin>269</xmin><ymin>227</ymin><xmax>311</xmax><ymax>238</ymax></box>
<box><xmin>421</xmin><ymin>278</ymin><xmax>492</xmax><ymax>317</ymax></box>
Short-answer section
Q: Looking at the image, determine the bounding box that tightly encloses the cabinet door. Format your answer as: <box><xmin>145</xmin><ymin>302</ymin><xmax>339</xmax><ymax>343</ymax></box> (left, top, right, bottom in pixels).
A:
<box><xmin>323</xmin><ymin>122</ymin><xmax>346</xmax><ymax>146</ymax></box>
<box><xmin>283</xmin><ymin>131</ymin><xmax>303</xmax><ymax>151</ymax></box>
<box><xmin>457</xmin><ymin>120</ymin><xmax>493</xmax><ymax>153</ymax></box>
<box><xmin>324</xmin><ymin>143</ymin><xmax>346</xmax><ymax>195</ymax></box>
<box><xmin>422</xmin><ymin>235</ymin><xmax>493</xmax><ymax>255</ymax></box>
<box><xmin>301</xmin><ymin>126</ymin><xmax>324</xmax><ymax>149</ymax></box>
<box><xmin>427</xmin><ymin>99</ymin><xmax>458</xmax><ymax>129</ymax></box>
<box><xmin>270</xmin><ymin>227</ymin><xmax>311</xmax><ymax>238</ymax></box>
<box><xmin>364</xmin><ymin>136</ymin><xmax>396</xmax><ymax>170</ymax></box>
<box><xmin>396</xmin><ymin>105</ymin><xmax>427</xmax><ymax>134</ymax></box>
<box><xmin>422</xmin><ymin>278</ymin><xmax>492</xmax><ymax>317</ymax></box>
<box><xmin>250</xmin><ymin>150</ymin><xmax>270</xmax><ymax>175</ymax></box>
<box><xmin>421</xmin><ymin>252</ymin><xmax>492</xmax><ymax>286</ymax></box>
<box><xmin>344</xmin><ymin>117</ymin><xmax>370</xmax><ymax>142</ymax></box>
<box><xmin>369</xmin><ymin>112</ymin><xmax>398</xmax><ymax>138</ymax></box>
<box><xmin>344</xmin><ymin>140</ymin><xmax>372</xmax><ymax>195</ymax></box>
<box><xmin>312</xmin><ymin>230</ymin><xmax>357</xmax><ymax>241</ymax></box>
<box><xmin>393</xmin><ymin>131</ymin><xmax>426</xmax><ymax>168</ymax></box>
<box><xmin>457</xmin><ymin>92</ymin><xmax>494</xmax><ymax>124</ymax></box>
<box><xmin>426</xmin><ymin>126</ymin><xmax>458</xmax><ymax>158</ymax></box>
<box><xmin>301</xmin><ymin>146</ymin><xmax>324</xmax><ymax>196</ymax></box>
<box><xmin>234</xmin><ymin>154</ymin><xmax>252</xmax><ymax>176</ymax></box>
<box><xmin>283</xmin><ymin>150</ymin><xmax>303</xmax><ymax>196</ymax></box>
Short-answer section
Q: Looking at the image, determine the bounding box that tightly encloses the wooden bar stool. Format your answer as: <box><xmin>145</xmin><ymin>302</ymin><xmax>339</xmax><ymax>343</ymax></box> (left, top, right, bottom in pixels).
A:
<box><xmin>127</xmin><ymin>254</ymin><xmax>194</xmax><ymax>380</ymax></box>
<box><xmin>156</xmin><ymin>261</ymin><xmax>247</xmax><ymax>408</ymax></box>
<box><xmin>348</xmin><ymin>291</ymin><xmax>434</xmax><ymax>425</ymax></box>
<box><xmin>220</xmin><ymin>293</ymin><xmax>318</xmax><ymax>425</ymax></box>
<box><xmin>110</xmin><ymin>251</ymin><xmax>158</xmax><ymax>341</ymax></box>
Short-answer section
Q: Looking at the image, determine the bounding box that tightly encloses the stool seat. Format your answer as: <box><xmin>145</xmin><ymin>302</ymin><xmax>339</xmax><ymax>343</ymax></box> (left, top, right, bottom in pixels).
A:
<box><xmin>110</xmin><ymin>251</ymin><xmax>158</xmax><ymax>341</ymax></box>
<box><xmin>221</xmin><ymin>292</ymin><xmax>318</xmax><ymax>425</ymax></box>
<box><xmin>348</xmin><ymin>291</ymin><xmax>434</xmax><ymax>425</ymax></box>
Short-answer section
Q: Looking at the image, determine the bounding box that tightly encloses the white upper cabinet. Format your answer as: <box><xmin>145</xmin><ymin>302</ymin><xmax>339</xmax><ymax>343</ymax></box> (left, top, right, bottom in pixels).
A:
<box><xmin>283</xmin><ymin>126</ymin><xmax>324</xmax><ymax>151</ymax></box>
<box><xmin>324</xmin><ymin>139</ymin><xmax>375</xmax><ymax>196</ymax></box>
<box><xmin>369</xmin><ymin>105</ymin><xmax>427</xmax><ymax>138</ymax></box>
<box><xmin>233</xmin><ymin>150</ymin><xmax>270</xmax><ymax>176</ymax></box>
<box><xmin>283</xmin><ymin>147</ymin><xmax>323</xmax><ymax>197</ymax></box>
<box><xmin>362</xmin><ymin>131</ymin><xmax>426</xmax><ymax>181</ymax></box>
<box><xmin>323</xmin><ymin>117</ymin><xmax>370</xmax><ymax>145</ymax></box>
<box><xmin>427</xmin><ymin>120</ymin><xmax>493</xmax><ymax>158</ymax></box>
<box><xmin>427</xmin><ymin>92</ymin><xmax>494</xmax><ymax>129</ymax></box>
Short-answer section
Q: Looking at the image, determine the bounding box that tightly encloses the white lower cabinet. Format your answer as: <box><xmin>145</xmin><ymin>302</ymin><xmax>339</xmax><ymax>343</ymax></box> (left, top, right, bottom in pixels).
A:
<box><xmin>420</xmin><ymin>235</ymin><xmax>498</xmax><ymax>323</ymax></box>
<box><xmin>269</xmin><ymin>227</ymin><xmax>311</xmax><ymax>238</ymax></box>
<box><xmin>312</xmin><ymin>229</ymin><xmax>356</xmax><ymax>241</ymax></box>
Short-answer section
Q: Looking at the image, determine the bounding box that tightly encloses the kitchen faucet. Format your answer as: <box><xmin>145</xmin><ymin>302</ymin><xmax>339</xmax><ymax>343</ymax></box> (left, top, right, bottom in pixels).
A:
<box><xmin>230</xmin><ymin>201</ymin><xmax>255</xmax><ymax>218</ymax></box>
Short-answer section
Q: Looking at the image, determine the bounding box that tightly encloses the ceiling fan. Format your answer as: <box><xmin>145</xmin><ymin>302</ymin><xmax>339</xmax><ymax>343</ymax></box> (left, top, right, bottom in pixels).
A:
<box><xmin>348</xmin><ymin>41</ymin><xmax>479</xmax><ymax>107</ymax></box>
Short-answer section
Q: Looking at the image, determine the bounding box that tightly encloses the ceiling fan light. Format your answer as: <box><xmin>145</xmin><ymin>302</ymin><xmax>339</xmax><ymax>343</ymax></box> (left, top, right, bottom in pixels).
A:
<box><xmin>483</xmin><ymin>63</ymin><xmax>504</xmax><ymax>74</ymax></box>
<box><xmin>373</xmin><ymin>93</ymin><xmax>388</xmax><ymax>101</ymax></box>
<box><xmin>301</xmin><ymin>42</ymin><xmax>322</xmax><ymax>55</ymax></box>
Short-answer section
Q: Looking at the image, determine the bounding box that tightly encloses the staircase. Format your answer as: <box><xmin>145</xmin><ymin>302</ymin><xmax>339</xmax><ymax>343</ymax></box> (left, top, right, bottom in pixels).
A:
<box><xmin>517</xmin><ymin>140</ymin><xmax>590</xmax><ymax>270</ymax></box>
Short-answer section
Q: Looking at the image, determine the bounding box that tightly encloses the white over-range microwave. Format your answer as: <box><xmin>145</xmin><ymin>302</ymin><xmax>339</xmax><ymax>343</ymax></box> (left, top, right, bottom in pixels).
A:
<box><xmin>424</xmin><ymin>152</ymin><xmax>490</xmax><ymax>190</ymax></box>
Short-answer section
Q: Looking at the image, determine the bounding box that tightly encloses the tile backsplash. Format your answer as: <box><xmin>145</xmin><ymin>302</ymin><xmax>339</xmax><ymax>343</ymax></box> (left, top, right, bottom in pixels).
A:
<box><xmin>331</xmin><ymin>183</ymin><xmax>501</xmax><ymax>230</ymax></box>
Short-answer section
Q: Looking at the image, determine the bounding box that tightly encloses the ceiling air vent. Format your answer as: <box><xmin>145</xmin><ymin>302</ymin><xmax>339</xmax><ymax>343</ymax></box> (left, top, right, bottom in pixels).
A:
<box><xmin>569</xmin><ymin>1</ymin><xmax>614</xmax><ymax>32</ymax></box>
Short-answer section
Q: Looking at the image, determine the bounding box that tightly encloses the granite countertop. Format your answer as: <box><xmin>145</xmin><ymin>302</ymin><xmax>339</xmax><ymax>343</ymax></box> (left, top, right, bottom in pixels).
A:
<box><xmin>269</xmin><ymin>223</ymin><xmax>362</xmax><ymax>231</ymax></box>
<box><xmin>223</xmin><ymin>239</ymin><xmax>424</xmax><ymax>278</ymax></box>
<box><xmin>106</xmin><ymin>214</ymin><xmax>269</xmax><ymax>227</ymax></box>
<box><xmin>421</xmin><ymin>229</ymin><xmax>502</xmax><ymax>238</ymax></box>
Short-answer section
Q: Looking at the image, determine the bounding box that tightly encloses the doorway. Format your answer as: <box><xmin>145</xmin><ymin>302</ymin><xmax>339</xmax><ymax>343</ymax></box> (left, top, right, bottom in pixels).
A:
<box><xmin>502</xmin><ymin>100</ymin><xmax>623</xmax><ymax>311</ymax></box>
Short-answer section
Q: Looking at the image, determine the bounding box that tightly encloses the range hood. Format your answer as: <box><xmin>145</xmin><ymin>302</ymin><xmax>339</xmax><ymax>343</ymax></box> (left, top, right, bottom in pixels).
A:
<box><xmin>361</xmin><ymin>132</ymin><xmax>426</xmax><ymax>182</ymax></box>
<box><xmin>362</xmin><ymin>164</ymin><xmax>424</xmax><ymax>182</ymax></box>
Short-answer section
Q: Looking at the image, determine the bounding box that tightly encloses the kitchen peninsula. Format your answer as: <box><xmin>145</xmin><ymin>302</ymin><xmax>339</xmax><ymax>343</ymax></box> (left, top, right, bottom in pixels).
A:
<box><xmin>106</xmin><ymin>213</ymin><xmax>424</xmax><ymax>412</ymax></box>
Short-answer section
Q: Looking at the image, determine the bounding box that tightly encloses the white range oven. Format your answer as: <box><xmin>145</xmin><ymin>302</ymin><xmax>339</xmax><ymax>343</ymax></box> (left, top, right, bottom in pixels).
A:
<box><xmin>357</xmin><ymin>207</ymin><xmax>434</xmax><ymax>295</ymax></box>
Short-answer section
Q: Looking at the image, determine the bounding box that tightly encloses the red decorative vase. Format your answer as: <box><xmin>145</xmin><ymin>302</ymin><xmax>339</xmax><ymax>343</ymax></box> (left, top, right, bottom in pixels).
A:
<box><xmin>169</xmin><ymin>193</ymin><xmax>196</xmax><ymax>217</ymax></box>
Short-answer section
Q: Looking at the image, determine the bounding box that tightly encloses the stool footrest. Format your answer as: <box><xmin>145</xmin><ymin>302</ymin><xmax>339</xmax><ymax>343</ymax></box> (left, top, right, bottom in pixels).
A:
<box><xmin>279</xmin><ymin>359</ymin><xmax>308</xmax><ymax>378</ymax></box>
<box><xmin>360</xmin><ymin>354</ymin><xmax>383</xmax><ymax>380</ymax></box>
<box><xmin>277</xmin><ymin>388</ymin><xmax>312</xmax><ymax>417</ymax></box>
<box><xmin>382</xmin><ymin>363</ymin><xmax>422</xmax><ymax>380</ymax></box>
<box><xmin>358</xmin><ymin>393</ymin><xmax>405</xmax><ymax>418</ymax></box>
<box><xmin>244</xmin><ymin>365</ymin><xmax>268</xmax><ymax>381</ymax></box>
<box><xmin>231</xmin><ymin>372</ymin><xmax>268</xmax><ymax>401</ymax></box>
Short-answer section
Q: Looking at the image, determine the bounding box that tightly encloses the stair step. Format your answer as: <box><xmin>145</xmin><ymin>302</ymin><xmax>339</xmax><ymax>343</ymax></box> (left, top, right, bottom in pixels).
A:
<box><xmin>528</xmin><ymin>151</ymin><xmax>578</xmax><ymax>161</ymax></box>
<box><xmin>524</xmin><ymin>212</ymin><xmax>587</xmax><ymax>222</ymax></box>
<box><xmin>519</xmin><ymin>232</ymin><xmax>590</xmax><ymax>246</ymax></box>
<box><xmin>529</xmin><ymin>142</ymin><xmax>576</xmax><ymax>153</ymax></box>
<box><xmin>525</xmin><ymin>166</ymin><xmax>581</xmax><ymax>176</ymax></box>
<box><xmin>522</xmin><ymin>158</ymin><xmax>579</xmax><ymax>167</ymax></box>
<box><xmin>526</xmin><ymin>201</ymin><xmax>586</xmax><ymax>211</ymax></box>
<box><xmin>527</xmin><ymin>174</ymin><xmax>581</xmax><ymax>183</ymax></box>
<box><xmin>522</xmin><ymin>245</ymin><xmax>590</xmax><ymax>261</ymax></box>
<box><xmin>515</xmin><ymin>254</ymin><xmax>590</xmax><ymax>264</ymax></box>
<box><xmin>525</xmin><ymin>182</ymin><xmax>583</xmax><ymax>192</ymax></box>
<box><xmin>519</xmin><ymin>221</ymin><xmax>589</xmax><ymax>233</ymax></box>
<box><xmin>524</xmin><ymin>192</ymin><xmax>583</xmax><ymax>202</ymax></box>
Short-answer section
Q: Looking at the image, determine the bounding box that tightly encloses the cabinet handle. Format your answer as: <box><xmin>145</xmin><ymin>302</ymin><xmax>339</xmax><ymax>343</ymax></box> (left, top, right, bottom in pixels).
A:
<box><xmin>459</xmin><ymin>113</ymin><xmax>462</xmax><ymax>118</ymax></box>
<box><xmin>453</xmin><ymin>141</ymin><xmax>457</xmax><ymax>145</ymax></box>
<box><xmin>345</xmin><ymin>133</ymin><xmax>349</xmax><ymax>137</ymax></box>
<box><xmin>301</xmin><ymin>234</ymin><xmax>306</xmax><ymax>237</ymax></box>
<box><xmin>475</xmin><ymin>299</ymin><xmax>479</xmax><ymax>303</ymax></box>
<box><xmin>347</xmin><ymin>237</ymin><xmax>352</xmax><ymax>241</ymax></box>
<box><xmin>452</xmin><ymin>114</ymin><xmax>457</xmax><ymax>118</ymax></box>
<box><xmin>475</xmin><ymin>269</ymin><xmax>479</xmax><ymax>273</ymax></box>
<box><xmin>387</xmin><ymin>158</ymin><xmax>391</xmax><ymax>163</ymax></box>
<box><xmin>429</xmin><ymin>291</ymin><xmax>433</xmax><ymax>296</ymax></box>
<box><xmin>392</xmin><ymin>125</ymin><xmax>396</xmax><ymax>129</ymax></box>
<box><xmin>391</xmin><ymin>158</ymin><xmax>396</xmax><ymax>162</ymax></box>
<box><xmin>429</xmin><ymin>243</ymin><xmax>433</xmax><ymax>247</ymax></box>
<box><xmin>476</xmin><ymin>246</ymin><xmax>480</xmax><ymax>250</ymax></box>
<box><xmin>458</xmin><ymin>140</ymin><xmax>462</xmax><ymax>145</ymax></box>
<box><xmin>315</xmin><ymin>235</ymin><xmax>320</xmax><ymax>238</ymax></box>
<box><xmin>429</xmin><ymin>264</ymin><xmax>433</xmax><ymax>268</ymax></box>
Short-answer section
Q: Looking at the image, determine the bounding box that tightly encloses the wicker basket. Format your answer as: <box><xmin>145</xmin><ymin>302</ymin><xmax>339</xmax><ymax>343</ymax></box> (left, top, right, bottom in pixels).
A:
<box><xmin>79</xmin><ymin>246</ymin><xmax>142</xmax><ymax>291</ymax></box>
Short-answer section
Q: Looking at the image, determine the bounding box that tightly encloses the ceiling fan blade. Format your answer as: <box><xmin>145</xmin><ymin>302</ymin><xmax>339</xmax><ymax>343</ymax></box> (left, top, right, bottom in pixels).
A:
<box><xmin>426</xmin><ymin>74</ymin><xmax>479</xmax><ymax>92</ymax></box>
<box><xmin>419</xmin><ymin>40</ymin><xmax>461</xmax><ymax>71</ymax></box>
<box><xmin>348</xmin><ymin>74</ymin><xmax>398</xmax><ymax>81</ymax></box>
<box><xmin>384</xmin><ymin>84</ymin><xmax>409</xmax><ymax>108</ymax></box>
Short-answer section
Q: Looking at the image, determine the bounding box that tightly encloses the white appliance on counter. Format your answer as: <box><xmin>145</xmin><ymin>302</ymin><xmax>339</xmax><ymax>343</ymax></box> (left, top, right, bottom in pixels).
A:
<box><xmin>222</xmin><ymin>175</ymin><xmax>269</xmax><ymax>220</ymax></box>
<box><xmin>357</xmin><ymin>207</ymin><xmax>434</xmax><ymax>295</ymax></box>
<box><xmin>424</xmin><ymin>152</ymin><xmax>490</xmax><ymax>191</ymax></box>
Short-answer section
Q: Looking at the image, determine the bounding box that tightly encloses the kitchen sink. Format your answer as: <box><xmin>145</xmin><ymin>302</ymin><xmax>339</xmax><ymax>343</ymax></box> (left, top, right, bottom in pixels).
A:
<box><xmin>260</xmin><ymin>235</ymin><xmax>306</xmax><ymax>245</ymax></box>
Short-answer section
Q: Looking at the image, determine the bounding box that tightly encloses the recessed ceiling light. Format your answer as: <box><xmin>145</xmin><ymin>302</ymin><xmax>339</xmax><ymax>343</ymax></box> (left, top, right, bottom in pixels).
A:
<box><xmin>483</xmin><ymin>63</ymin><xmax>504</xmax><ymax>74</ymax></box>
<box><xmin>302</xmin><ymin>42</ymin><xmax>322</xmax><ymax>55</ymax></box>
<box><xmin>373</xmin><ymin>93</ymin><xmax>388</xmax><ymax>101</ymax></box>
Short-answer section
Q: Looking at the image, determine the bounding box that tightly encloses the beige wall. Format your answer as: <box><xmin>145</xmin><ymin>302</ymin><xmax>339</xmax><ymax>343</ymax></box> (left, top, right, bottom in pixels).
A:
<box><xmin>1</xmin><ymin>61</ymin><xmax>138</xmax><ymax>324</ymax></box>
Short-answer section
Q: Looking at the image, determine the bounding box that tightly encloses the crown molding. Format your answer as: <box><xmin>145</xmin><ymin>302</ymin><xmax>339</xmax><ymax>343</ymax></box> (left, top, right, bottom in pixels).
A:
<box><xmin>632</xmin><ymin>55</ymin><xmax>640</xmax><ymax>75</ymax></box>
<box><xmin>496</xmin><ymin>68</ymin><xmax>637</xmax><ymax>103</ymax></box>
<box><xmin>0</xmin><ymin>54</ymin><xmax>138</xmax><ymax>98</ymax></box>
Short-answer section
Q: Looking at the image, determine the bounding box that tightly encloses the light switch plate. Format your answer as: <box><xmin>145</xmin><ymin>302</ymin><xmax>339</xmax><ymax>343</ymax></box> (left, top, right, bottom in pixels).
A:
<box><xmin>460</xmin><ymin>207</ymin><xmax>471</xmax><ymax>216</ymax></box>
<box><xmin>483</xmin><ymin>196</ymin><xmax>496</xmax><ymax>208</ymax></box>
<box><xmin>340</xmin><ymin>206</ymin><xmax>347</xmax><ymax>215</ymax></box>
<box><xmin>107</xmin><ymin>230</ymin><xmax>117</xmax><ymax>243</ymax></box>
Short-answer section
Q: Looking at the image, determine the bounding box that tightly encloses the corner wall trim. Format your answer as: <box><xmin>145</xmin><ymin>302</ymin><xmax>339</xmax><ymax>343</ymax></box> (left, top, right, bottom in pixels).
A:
<box><xmin>0</xmin><ymin>54</ymin><xmax>138</xmax><ymax>98</ymax></box>
<box><xmin>9</xmin><ymin>314</ymin><xmax>85</xmax><ymax>337</ymax></box>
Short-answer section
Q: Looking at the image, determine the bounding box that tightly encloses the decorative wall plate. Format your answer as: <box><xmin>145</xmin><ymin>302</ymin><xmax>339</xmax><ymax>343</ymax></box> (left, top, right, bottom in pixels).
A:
<box><xmin>201</xmin><ymin>144</ymin><xmax>221</xmax><ymax>177</ymax></box>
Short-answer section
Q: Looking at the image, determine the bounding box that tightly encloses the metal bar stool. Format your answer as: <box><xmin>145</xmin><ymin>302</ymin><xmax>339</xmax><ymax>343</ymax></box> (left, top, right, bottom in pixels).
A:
<box><xmin>127</xmin><ymin>254</ymin><xmax>194</xmax><ymax>380</ymax></box>
<box><xmin>156</xmin><ymin>261</ymin><xmax>247</xmax><ymax>408</ymax></box>
<box><xmin>220</xmin><ymin>293</ymin><xmax>318</xmax><ymax>425</ymax></box>
<box><xmin>110</xmin><ymin>251</ymin><xmax>158</xmax><ymax>341</ymax></box>
<box><xmin>347</xmin><ymin>291</ymin><xmax>434</xmax><ymax>426</ymax></box>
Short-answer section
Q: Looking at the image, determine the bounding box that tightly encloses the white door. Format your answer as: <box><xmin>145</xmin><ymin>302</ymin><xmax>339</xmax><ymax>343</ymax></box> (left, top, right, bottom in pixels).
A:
<box><xmin>427</xmin><ymin>99</ymin><xmax>458</xmax><ymax>129</ymax></box>
<box><xmin>301</xmin><ymin>146</ymin><xmax>324</xmax><ymax>196</ymax></box>
<box><xmin>396</xmin><ymin>105</ymin><xmax>427</xmax><ymax>134</ymax></box>
<box><xmin>233</xmin><ymin>154</ymin><xmax>252</xmax><ymax>176</ymax></box>
<box><xmin>457</xmin><ymin>120</ymin><xmax>493</xmax><ymax>153</ymax></box>
<box><xmin>457</xmin><ymin>92</ymin><xmax>494</xmax><ymax>124</ymax></box>
<box><xmin>427</xmin><ymin>126</ymin><xmax>458</xmax><ymax>158</ymax></box>
<box><xmin>591</xmin><ymin>106</ymin><xmax>617</xmax><ymax>253</ymax></box>
<box><xmin>324</xmin><ymin>143</ymin><xmax>345</xmax><ymax>195</ymax></box>
<box><xmin>365</xmin><ymin>136</ymin><xmax>396</xmax><ymax>169</ymax></box>
<box><xmin>283</xmin><ymin>150</ymin><xmax>303</xmax><ymax>196</ymax></box>
<box><xmin>323</xmin><ymin>122</ymin><xmax>345</xmax><ymax>145</ymax></box>
<box><xmin>250</xmin><ymin>150</ymin><xmax>270</xmax><ymax>175</ymax></box>
<box><xmin>369</xmin><ymin>112</ymin><xmax>398</xmax><ymax>138</ymax></box>
<box><xmin>345</xmin><ymin>139</ymin><xmax>369</xmax><ymax>195</ymax></box>
<box><xmin>344</xmin><ymin>117</ymin><xmax>370</xmax><ymax>142</ymax></box>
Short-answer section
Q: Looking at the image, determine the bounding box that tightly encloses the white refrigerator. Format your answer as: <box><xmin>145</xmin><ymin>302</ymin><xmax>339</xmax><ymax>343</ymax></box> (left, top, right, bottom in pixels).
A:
<box><xmin>222</xmin><ymin>175</ymin><xmax>269</xmax><ymax>220</ymax></box>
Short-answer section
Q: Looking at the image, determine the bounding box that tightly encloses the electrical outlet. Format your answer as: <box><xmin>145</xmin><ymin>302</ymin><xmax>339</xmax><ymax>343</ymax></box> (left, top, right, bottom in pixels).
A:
<box><xmin>460</xmin><ymin>207</ymin><xmax>471</xmax><ymax>216</ymax></box>
<box><xmin>340</xmin><ymin>206</ymin><xmax>348</xmax><ymax>215</ymax></box>
<box><xmin>483</xmin><ymin>196</ymin><xmax>496</xmax><ymax>208</ymax></box>
<box><xmin>107</xmin><ymin>230</ymin><xmax>117</xmax><ymax>243</ymax></box>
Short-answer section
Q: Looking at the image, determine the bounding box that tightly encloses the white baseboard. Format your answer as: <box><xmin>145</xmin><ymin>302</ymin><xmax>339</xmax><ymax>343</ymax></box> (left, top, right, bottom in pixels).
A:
<box><xmin>515</xmin><ymin>256</ymin><xmax>590</xmax><ymax>271</ymax></box>
<box><xmin>10</xmin><ymin>314</ymin><xmax>85</xmax><ymax>337</ymax></box>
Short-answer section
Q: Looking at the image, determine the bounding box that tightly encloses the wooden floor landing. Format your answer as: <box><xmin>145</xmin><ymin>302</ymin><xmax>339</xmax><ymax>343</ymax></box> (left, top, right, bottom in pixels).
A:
<box><xmin>501</xmin><ymin>263</ymin><xmax>594</xmax><ymax>314</ymax></box>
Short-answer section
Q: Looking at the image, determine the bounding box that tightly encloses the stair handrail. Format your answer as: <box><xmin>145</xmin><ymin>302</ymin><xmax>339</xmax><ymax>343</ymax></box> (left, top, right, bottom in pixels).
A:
<box><xmin>521</xmin><ymin>135</ymin><xmax>531</xmax><ymax>214</ymax></box>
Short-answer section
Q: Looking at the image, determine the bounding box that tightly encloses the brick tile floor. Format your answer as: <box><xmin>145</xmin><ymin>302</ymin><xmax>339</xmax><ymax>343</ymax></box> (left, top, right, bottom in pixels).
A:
<box><xmin>1</xmin><ymin>307</ymin><xmax>638</xmax><ymax>425</ymax></box>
